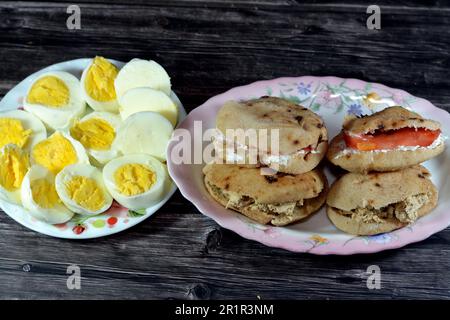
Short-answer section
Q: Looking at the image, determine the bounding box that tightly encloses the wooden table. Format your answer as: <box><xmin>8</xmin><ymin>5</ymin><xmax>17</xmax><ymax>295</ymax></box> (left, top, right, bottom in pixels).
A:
<box><xmin>1</xmin><ymin>0</ymin><xmax>449</xmax><ymax>299</ymax></box>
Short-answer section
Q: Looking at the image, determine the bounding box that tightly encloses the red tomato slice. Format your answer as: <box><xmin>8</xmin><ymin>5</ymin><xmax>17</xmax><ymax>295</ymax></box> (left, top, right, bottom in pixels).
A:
<box><xmin>344</xmin><ymin>128</ymin><xmax>440</xmax><ymax>151</ymax></box>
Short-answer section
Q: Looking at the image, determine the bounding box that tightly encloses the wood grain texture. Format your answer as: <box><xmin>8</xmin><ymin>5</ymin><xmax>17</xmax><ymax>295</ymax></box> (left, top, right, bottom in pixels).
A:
<box><xmin>1</xmin><ymin>0</ymin><xmax>450</xmax><ymax>299</ymax></box>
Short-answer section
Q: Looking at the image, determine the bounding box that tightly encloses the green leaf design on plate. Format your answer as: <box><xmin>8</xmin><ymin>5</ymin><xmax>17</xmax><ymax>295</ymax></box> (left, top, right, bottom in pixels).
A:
<box><xmin>70</xmin><ymin>214</ymin><xmax>93</xmax><ymax>225</ymax></box>
<box><xmin>266</xmin><ymin>87</ymin><xmax>272</xmax><ymax>96</ymax></box>
<box><xmin>335</xmin><ymin>102</ymin><xmax>344</xmax><ymax>114</ymax></box>
<box><xmin>311</xmin><ymin>103</ymin><xmax>320</xmax><ymax>111</ymax></box>
<box><xmin>286</xmin><ymin>95</ymin><xmax>301</xmax><ymax>104</ymax></box>
<box><xmin>92</xmin><ymin>219</ymin><xmax>106</xmax><ymax>228</ymax></box>
<box><xmin>128</xmin><ymin>209</ymin><xmax>147</xmax><ymax>217</ymax></box>
<box><xmin>341</xmin><ymin>95</ymin><xmax>352</xmax><ymax>103</ymax></box>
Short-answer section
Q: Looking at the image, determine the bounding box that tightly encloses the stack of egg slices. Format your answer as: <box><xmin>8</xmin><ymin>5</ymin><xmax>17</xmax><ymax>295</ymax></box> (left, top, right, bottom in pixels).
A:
<box><xmin>0</xmin><ymin>57</ymin><xmax>178</xmax><ymax>224</ymax></box>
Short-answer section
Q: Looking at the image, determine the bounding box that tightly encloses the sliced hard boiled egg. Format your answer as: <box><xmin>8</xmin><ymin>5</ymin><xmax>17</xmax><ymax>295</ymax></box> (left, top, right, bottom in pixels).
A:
<box><xmin>119</xmin><ymin>87</ymin><xmax>178</xmax><ymax>127</ymax></box>
<box><xmin>114</xmin><ymin>58</ymin><xmax>171</xmax><ymax>98</ymax></box>
<box><xmin>114</xmin><ymin>111</ymin><xmax>173</xmax><ymax>161</ymax></box>
<box><xmin>31</xmin><ymin>131</ymin><xmax>89</xmax><ymax>175</ymax></box>
<box><xmin>80</xmin><ymin>56</ymin><xmax>120</xmax><ymax>113</ymax></box>
<box><xmin>55</xmin><ymin>163</ymin><xmax>113</xmax><ymax>215</ymax></box>
<box><xmin>23</xmin><ymin>71</ymin><xmax>86</xmax><ymax>130</ymax></box>
<box><xmin>0</xmin><ymin>144</ymin><xmax>30</xmax><ymax>204</ymax></box>
<box><xmin>70</xmin><ymin>111</ymin><xmax>121</xmax><ymax>165</ymax></box>
<box><xmin>103</xmin><ymin>154</ymin><xmax>167</xmax><ymax>210</ymax></box>
<box><xmin>0</xmin><ymin>109</ymin><xmax>46</xmax><ymax>151</ymax></box>
<box><xmin>21</xmin><ymin>165</ymin><xmax>74</xmax><ymax>224</ymax></box>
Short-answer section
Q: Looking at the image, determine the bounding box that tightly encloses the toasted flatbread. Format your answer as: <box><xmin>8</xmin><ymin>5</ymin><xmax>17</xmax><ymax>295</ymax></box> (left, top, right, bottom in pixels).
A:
<box><xmin>327</xmin><ymin>106</ymin><xmax>444</xmax><ymax>172</ymax></box>
<box><xmin>326</xmin><ymin>166</ymin><xmax>438</xmax><ymax>235</ymax></box>
<box><xmin>344</xmin><ymin>106</ymin><xmax>441</xmax><ymax>134</ymax></box>
<box><xmin>203</xmin><ymin>163</ymin><xmax>327</xmax><ymax>226</ymax></box>
<box><xmin>215</xmin><ymin>96</ymin><xmax>328</xmax><ymax>174</ymax></box>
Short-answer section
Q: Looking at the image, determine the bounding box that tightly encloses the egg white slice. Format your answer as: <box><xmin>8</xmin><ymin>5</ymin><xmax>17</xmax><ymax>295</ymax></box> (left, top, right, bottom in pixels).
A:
<box><xmin>55</xmin><ymin>163</ymin><xmax>113</xmax><ymax>215</ymax></box>
<box><xmin>23</xmin><ymin>71</ymin><xmax>86</xmax><ymax>131</ymax></box>
<box><xmin>80</xmin><ymin>57</ymin><xmax>120</xmax><ymax>113</ymax></box>
<box><xmin>21</xmin><ymin>165</ymin><xmax>74</xmax><ymax>224</ymax></box>
<box><xmin>102</xmin><ymin>154</ymin><xmax>168</xmax><ymax>210</ymax></box>
<box><xmin>0</xmin><ymin>109</ymin><xmax>47</xmax><ymax>151</ymax></box>
<box><xmin>70</xmin><ymin>111</ymin><xmax>121</xmax><ymax>165</ymax></box>
<box><xmin>119</xmin><ymin>87</ymin><xmax>178</xmax><ymax>127</ymax></box>
<box><xmin>114</xmin><ymin>111</ymin><xmax>173</xmax><ymax>161</ymax></box>
<box><xmin>114</xmin><ymin>58</ymin><xmax>171</xmax><ymax>98</ymax></box>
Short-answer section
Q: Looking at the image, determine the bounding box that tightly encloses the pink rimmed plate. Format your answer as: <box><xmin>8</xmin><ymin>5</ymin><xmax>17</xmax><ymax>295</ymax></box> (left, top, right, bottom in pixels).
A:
<box><xmin>0</xmin><ymin>58</ymin><xmax>186</xmax><ymax>239</ymax></box>
<box><xmin>167</xmin><ymin>76</ymin><xmax>450</xmax><ymax>254</ymax></box>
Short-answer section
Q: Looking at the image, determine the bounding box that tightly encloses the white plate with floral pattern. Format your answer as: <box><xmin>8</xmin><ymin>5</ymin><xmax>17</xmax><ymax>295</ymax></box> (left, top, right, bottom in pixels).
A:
<box><xmin>167</xmin><ymin>76</ymin><xmax>450</xmax><ymax>254</ymax></box>
<box><xmin>0</xmin><ymin>58</ymin><xmax>186</xmax><ymax>238</ymax></box>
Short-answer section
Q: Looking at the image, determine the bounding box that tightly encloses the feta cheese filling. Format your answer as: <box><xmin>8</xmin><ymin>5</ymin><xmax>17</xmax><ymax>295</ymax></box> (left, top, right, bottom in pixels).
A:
<box><xmin>212</xmin><ymin>130</ymin><xmax>321</xmax><ymax>165</ymax></box>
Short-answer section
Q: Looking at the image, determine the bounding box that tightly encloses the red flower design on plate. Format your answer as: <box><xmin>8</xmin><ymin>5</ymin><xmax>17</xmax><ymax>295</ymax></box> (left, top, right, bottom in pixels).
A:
<box><xmin>107</xmin><ymin>217</ymin><xmax>118</xmax><ymax>227</ymax></box>
<box><xmin>54</xmin><ymin>223</ymin><xmax>68</xmax><ymax>231</ymax></box>
<box><xmin>72</xmin><ymin>225</ymin><xmax>86</xmax><ymax>235</ymax></box>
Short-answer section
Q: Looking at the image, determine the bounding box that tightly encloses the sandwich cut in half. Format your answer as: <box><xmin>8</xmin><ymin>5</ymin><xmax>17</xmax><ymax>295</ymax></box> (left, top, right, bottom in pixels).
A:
<box><xmin>203</xmin><ymin>163</ymin><xmax>328</xmax><ymax>226</ymax></box>
<box><xmin>214</xmin><ymin>96</ymin><xmax>328</xmax><ymax>174</ymax></box>
<box><xmin>326</xmin><ymin>165</ymin><xmax>438</xmax><ymax>236</ymax></box>
<box><xmin>327</xmin><ymin>106</ymin><xmax>445</xmax><ymax>173</ymax></box>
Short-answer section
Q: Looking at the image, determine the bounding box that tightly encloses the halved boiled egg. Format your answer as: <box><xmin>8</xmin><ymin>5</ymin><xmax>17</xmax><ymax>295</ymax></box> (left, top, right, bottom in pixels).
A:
<box><xmin>80</xmin><ymin>56</ymin><xmax>120</xmax><ymax>113</ymax></box>
<box><xmin>102</xmin><ymin>154</ymin><xmax>167</xmax><ymax>210</ymax></box>
<box><xmin>114</xmin><ymin>111</ymin><xmax>173</xmax><ymax>161</ymax></box>
<box><xmin>23</xmin><ymin>71</ymin><xmax>86</xmax><ymax>130</ymax></box>
<box><xmin>0</xmin><ymin>109</ymin><xmax>46</xmax><ymax>151</ymax></box>
<box><xmin>21</xmin><ymin>165</ymin><xmax>74</xmax><ymax>224</ymax></box>
<box><xmin>0</xmin><ymin>144</ymin><xmax>30</xmax><ymax>204</ymax></box>
<box><xmin>114</xmin><ymin>58</ymin><xmax>171</xmax><ymax>98</ymax></box>
<box><xmin>55</xmin><ymin>163</ymin><xmax>113</xmax><ymax>215</ymax></box>
<box><xmin>31</xmin><ymin>131</ymin><xmax>89</xmax><ymax>175</ymax></box>
<box><xmin>119</xmin><ymin>87</ymin><xmax>178</xmax><ymax>127</ymax></box>
<box><xmin>70</xmin><ymin>111</ymin><xmax>121</xmax><ymax>165</ymax></box>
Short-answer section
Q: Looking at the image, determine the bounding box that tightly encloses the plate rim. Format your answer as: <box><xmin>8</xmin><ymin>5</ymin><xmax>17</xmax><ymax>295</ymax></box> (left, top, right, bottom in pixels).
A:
<box><xmin>0</xmin><ymin>58</ymin><xmax>185</xmax><ymax>239</ymax></box>
<box><xmin>167</xmin><ymin>75</ymin><xmax>450</xmax><ymax>255</ymax></box>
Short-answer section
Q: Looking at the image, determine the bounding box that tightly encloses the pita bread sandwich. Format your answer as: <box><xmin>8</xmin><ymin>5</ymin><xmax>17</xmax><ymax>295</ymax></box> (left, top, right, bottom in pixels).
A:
<box><xmin>327</xmin><ymin>106</ymin><xmax>445</xmax><ymax>173</ymax></box>
<box><xmin>326</xmin><ymin>165</ymin><xmax>438</xmax><ymax>235</ymax></box>
<box><xmin>214</xmin><ymin>96</ymin><xmax>328</xmax><ymax>174</ymax></box>
<box><xmin>203</xmin><ymin>163</ymin><xmax>327</xmax><ymax>226</ymax></box>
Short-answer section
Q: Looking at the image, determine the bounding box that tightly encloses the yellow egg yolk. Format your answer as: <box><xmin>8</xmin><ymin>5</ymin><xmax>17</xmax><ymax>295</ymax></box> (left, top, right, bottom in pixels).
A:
<box><xmin>0</xmin><ymin>145</ymin><xmax>30</xmax><ymax>191</ymax></box>
<box><xmin>0</xmin><ymin>118</ymin><xmax>32</xmax><ymax>149</ymax></box>
<box><xmin>27</xmin><ymin>76</ymin><xmax>70</xmax><ymax>107</ymax></box>
<box><xmin>31</xmin><ymin>178</ymin><xmax>60</xmax><ymax>208</ymax></box>
<box><xmin>114</xmin><ymin>163</ymin><xmax>156</xmax><ymax>196</ymax></box>
<box><xmin>85</xmin><ymin>56</ymin><xmax>118</xmax><ymax>102</ymax></box>
<box><xmin>65</xmin><ymin>176</ymin><xmax>105</xmax><ymax>211</ymax></box>
<box><xmin>70</xmin><ymin>118</ymin><xmax>115</xmax><ymax>151</ymax></box>
<box><xmin>32</xmin><ymin>132</ymin><xmax>77</xmax><ymax>174</ymax></box>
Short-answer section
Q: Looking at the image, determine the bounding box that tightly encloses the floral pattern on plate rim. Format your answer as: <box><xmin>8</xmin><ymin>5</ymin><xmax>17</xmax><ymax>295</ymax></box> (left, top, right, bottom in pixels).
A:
<box><xmin>265</xmin><ymin>79</ymin><xmax>417</xmax><ymax>115</ymax></box>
